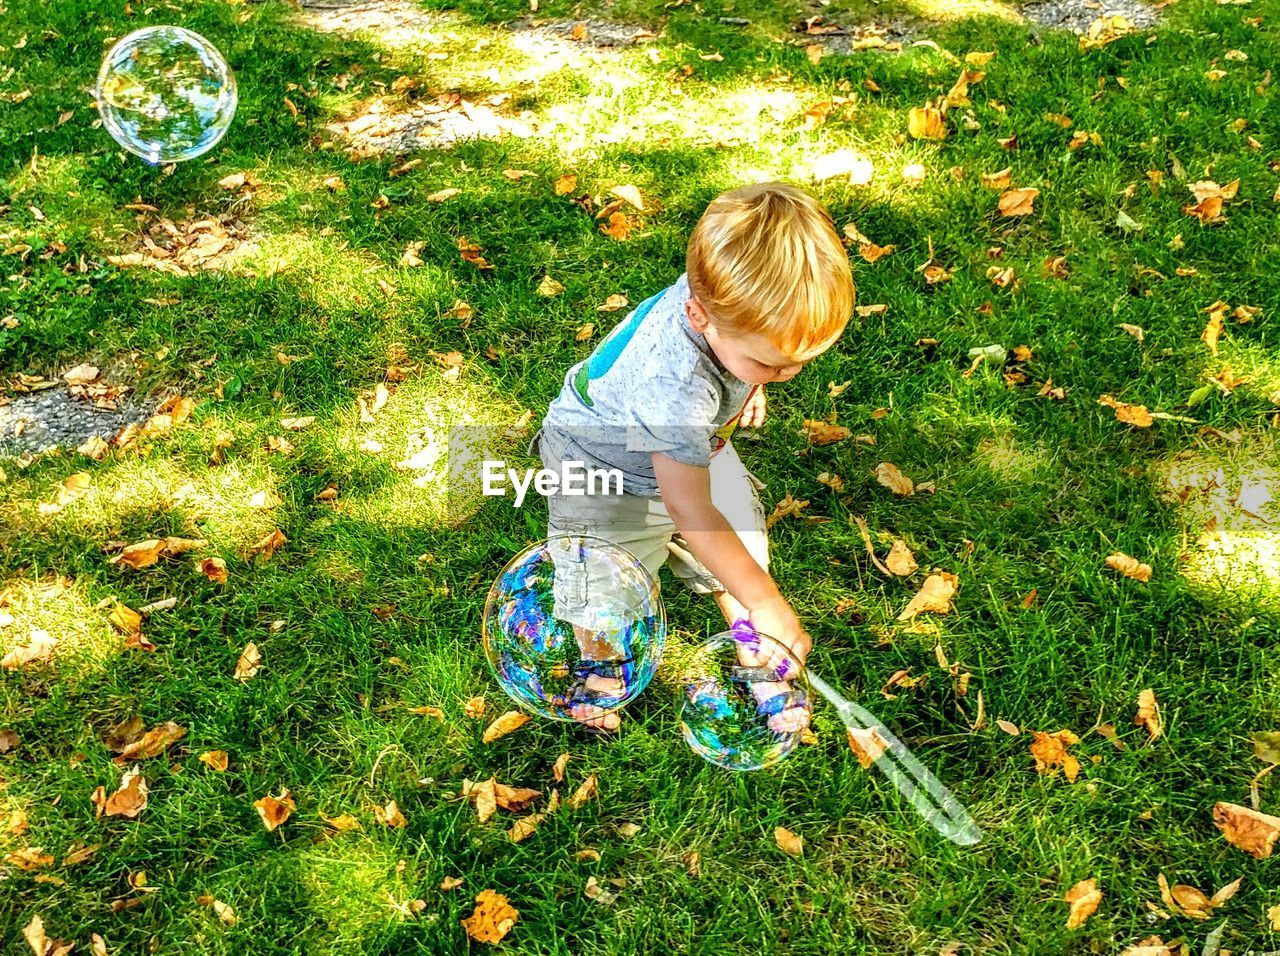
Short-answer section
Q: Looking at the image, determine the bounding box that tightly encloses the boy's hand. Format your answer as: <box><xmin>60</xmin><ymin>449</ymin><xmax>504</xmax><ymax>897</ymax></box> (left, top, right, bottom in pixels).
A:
<box><xmin>739</xmin><ymin>385</ymin><xmax>766</xmax><ymax>429</ymax></box>
<box><xmin>747</xmin><ymin>597</ymin><xmax>811</xmax><ymax>666</ymax></box>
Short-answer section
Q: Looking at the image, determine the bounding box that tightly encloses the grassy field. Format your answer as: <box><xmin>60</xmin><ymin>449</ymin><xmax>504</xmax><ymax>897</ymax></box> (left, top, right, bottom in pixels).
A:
<box><xmin>1</xmin><ymin>0</ymin><xmax>1279</xmax><ymax>951</ymax></box>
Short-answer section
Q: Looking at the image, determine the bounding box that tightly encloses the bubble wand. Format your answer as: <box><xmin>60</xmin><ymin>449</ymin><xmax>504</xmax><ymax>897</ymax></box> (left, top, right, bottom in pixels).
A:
<box><xmin>732</xmin><ymin>620</ymin><xmax>983</xmax><ymax>847</ymax></box>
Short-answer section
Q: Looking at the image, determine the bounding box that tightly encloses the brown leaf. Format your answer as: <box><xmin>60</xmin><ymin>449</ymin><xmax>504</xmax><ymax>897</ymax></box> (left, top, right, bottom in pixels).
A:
<box><xmin>248</xmin><ymin>529</ymin><xmax>287</xmax><ymax>560</ymax></box>
<box><xmin>567</xmin><ymin>773</ymin><xmax>598</xmax><ymax>810</ymax></box>
<box><xmin>198</xmin><ymin>750</ymin><xmax>229</xmax><ymax>772</ymax></box>
<box><xmin>483</xmin><ymin>710</ymin><xmax>531</xmax><ymax>744</ymax></box>
<box><xmin>801</xmin><ymin>420</ymin><xmax>851</xmax><ymax>445</ymax></box>
<box><xmin>199</xmin><ymin>557</ymin><xmax>228</xmax><ymax>584</ymax></box>
<box><xmin>874</xmin><ymin>462</ymin><xmax>914</xmax><ymax>496</ymax></box>
<box><xmin>1065</xmin><ymin>878</ymin><xmax>1102</xmax><ymax>929</ymax></box>
<box><xmin>234</xmin><ymin>642</ymin><xmax>261</xmax><ymax>681</ymax></box>
<box><xmin>104</xmin><ymin>769</ymin><xmax>149</xmax><ymax>818</ymax></box>
<box><xmin>998</xmin><ymin>187</ymin><xmax>1039</xmax><ymax>217</ymax></box>
<box><xmin>897</xmin><ymin>573</ymin><xmax>958</xmax><ymax>620</ymax></box>
<box><xmin>1106</xmin><ymin>552</ymin><xmax>1152</xmax><ymax>583</ymax></box>
<box><xmin>461</xmin><ymin>889</ymin><xmax>518</xmax><ymax>944</ymax></box>
<box><xmin>1213</xmin><ymin>801</ymin><xmax>1280</xmax><ymax>859</ymax></box>
<box><xmin>1134</xmin><ymin>689</ymin><xmax>1162</xmax><ymax>739</ymax></box>
<box><xmin>774</xmin><ymin>826</ymin><xmax>804</xmax><ymax>856</ymax></box>
<box><xmin>116</xmin><ymin>721</ymin><xmax>186</xmax><ymax>761</ymax></box>
<box><xmin>1030</xmin><ymin>729</ymin><xmax>1082</xmax><ymax>782</ymax></box>
<box><xmin>254</xmin><ymin>788</ymin><xmax>296</xmax><ymax>832</ymax></box>
<box><xmin>507</xmin><ymin>812</ymin><xmax>547</xmax><ymax>843</ymax></box>
<box><xmin>375</xmin><ymin>799</ymin><xmax>407</xmax><ymax>828</ymax></box>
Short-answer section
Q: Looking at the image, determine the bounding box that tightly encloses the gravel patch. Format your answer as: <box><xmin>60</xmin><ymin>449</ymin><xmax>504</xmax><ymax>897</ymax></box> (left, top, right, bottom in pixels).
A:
<box><xmin>0</xmin><ymin>389</ymin><xmax>151</xmax><ymax>458</ymax></box>
<box><xmin>1021</xmin><ymin>0</ymin><xmax>1159</xmax><ymax>33</ymax></box>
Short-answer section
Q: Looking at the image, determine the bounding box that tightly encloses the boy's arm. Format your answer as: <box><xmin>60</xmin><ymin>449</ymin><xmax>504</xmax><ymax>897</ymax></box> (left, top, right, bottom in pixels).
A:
<box><xmin>652</xmin><ymin>452</ymin><xmax>810</xmax><ymax>660</ymax></box>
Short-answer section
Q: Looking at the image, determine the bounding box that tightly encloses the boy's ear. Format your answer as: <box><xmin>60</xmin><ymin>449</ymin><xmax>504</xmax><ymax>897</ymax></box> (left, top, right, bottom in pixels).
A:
<box><xmin>684</xmin><ymin>296</ymin><xmax>711</xmax><ymax>334</ymax></box>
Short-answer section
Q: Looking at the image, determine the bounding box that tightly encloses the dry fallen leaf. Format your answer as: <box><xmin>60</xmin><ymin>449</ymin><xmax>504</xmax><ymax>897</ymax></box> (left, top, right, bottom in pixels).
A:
<box><xmin>461</xmin><ymin>889</ymin><xmax>518</xmax><ymax>945</ymax></box>
<box><xmin>1106</xmin><ymin>552</ymin><xmax>1152</xmax><ymax>583</ymax></box>
<box><xmin>198</xmin><ymin>750</ymin><xmax>229</xmax><ymax>772</ymax></box>
<box><xmin>483</xmin><ymin>711</ymin><xmax>531</xmax><ymax>743</ymax></box>
<box><xmin>254</xmin><ymin>788</ymin><xmax>296</xmax><ymax>832</ymax></box>
<box><xmin>567</xmin><ymin>773</ymin><xmax>598</xmax><ymax>810</ymax></box>
<box><xmin>897</xmin><ymin>573</ymin><xmax>958</xmax><ymax>621</ymax></box>
<box><xmin>774</xmin><ymin>826</ymin><xmax>804</xmax><ymax>856</ymax></box>
<box><xmin>234</xmin><ymin>642</ymin><xmax>261</xmax><ymax>681</ymax></box>
<box><xmin>1134</xmin><ymin>689</ymin><xmax>1162</xmax><ymax>740</ymax></box>
<box><xmin>998</xmin><ymin>187</ymin><xmax>1039</xmax><ymax>217</ymax></box>
<box><xmin>375</xmin><ymin>798</ymin><xmax>408</xmax><ymax>828</ymax></box>
<box><xmin>1213</xmin><ymin>801</ymin><xmax>1280</xmax><ymax>859</ymax></box>
<box><xmin>874</xmin><ymin>462</ymin><xmax>915</xmax><ymax>496</ymax></box>
<box><xmin>1098</xmin><ymin>394</ymin><xmax>1154</xmax><ymax>428</ymax></box>
<box><xmin>1065</xmin><ymin>878</ymin><xmax>1102</xmax><ymax>929</ymax></box>
<box><xmin>1030</xmin><ymin>729</ymin><xmax>1082</xmax><ymax>782</ymax></box>
<box><xmin>885</xmin><ymin>540</ymin><xmax>918</xmax><ymax>577</ymax></box>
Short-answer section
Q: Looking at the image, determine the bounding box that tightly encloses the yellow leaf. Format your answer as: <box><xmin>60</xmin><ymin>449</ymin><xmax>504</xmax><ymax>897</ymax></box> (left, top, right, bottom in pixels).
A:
<box><xmin>1213</xmin><ymin>801</ymin><xmax>1280</xmax><ymax>859</ymax></box>
<box><xmin>234</xmin><ymin>642</ymin><xmax>261</xmax><ymax>681</ymax></box>
<box><xmin>609</xmin><ymin>184</ymin><xmax>644</xmax><ymax>211</ymax></box>
<box><xmin>874</xmin><ymin>461</ymin><xmax>914</xmax><ymax>496</ymax></box>
<box><xmin>198</xmin><ymin>750</ymin><xmax>229</xmax><ymax>772</ymax></box>
<box><xmin>1065</xmin><ymin>878</ymin><xmax>1102</xmax><ymax>929</ymax></box>
<box><xmin>1106</xmin><ymin>552</ymin><xmax>1152</xmax><ymax>582</ymax></box>
<box><xmin>483</xmin><ymin>710</ymin><xmax>531</xmax><ymax>744</ymax></box>
<box><xmin>461</xmin><ymin>889</ymin><xmax>519</xmax><ymax>944</ymax></box>
<box><xmin>774</xmin><ymin>826</ymin><xmax>804</xmax><ymax>856</ymax></box>
<box><xmin>897</xmin><ymin>573</ymin><xmax>958</xmax><ymax>621</ymax></box>
<box><xmin>998</xmin><ymin>187</ymin><xmax>1039</xmax><ymax>217</ymax></box>
<box><xmin>567</xmin><ymin>773</ymin><xmax>598</xmax><ymax>810</ymax></box>
<box><xmin>907</xmin><ymin>104</ymin><xmax>947</xmax><ymax>140</ymax></box>
<box><xmin>1134</xmin><ymin>688</ymin><xmax>1162</xmax><ymax>739</ymax></box>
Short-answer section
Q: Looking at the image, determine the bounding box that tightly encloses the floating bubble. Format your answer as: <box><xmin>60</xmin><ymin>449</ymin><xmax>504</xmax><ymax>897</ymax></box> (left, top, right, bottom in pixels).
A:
<box><xmin>676</xmin><ymin>622</ymin><xmax>809</xmax><ymax>771</ymax></box>
<box><xmin>483</xmin><ymin>535</ymin><xmax>665</xmax><ymax>721</ymax></box>
<box><xmin>96</xmin><ymin>26</ymin><xmax>237</xmax><ymax>164</ymax></box>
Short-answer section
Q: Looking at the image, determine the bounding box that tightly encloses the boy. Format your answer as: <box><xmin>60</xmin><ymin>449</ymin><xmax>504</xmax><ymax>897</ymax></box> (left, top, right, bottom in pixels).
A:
<box><xmin>534</xmin><ymin>182</ymin><xmax>855</xmax><ymax>731</ymax></box>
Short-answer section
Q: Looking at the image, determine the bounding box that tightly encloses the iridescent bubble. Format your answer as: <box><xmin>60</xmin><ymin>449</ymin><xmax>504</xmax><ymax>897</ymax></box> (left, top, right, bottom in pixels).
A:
<box><xmin>96</xmin><ymin>26</ymin><xmax>237</xmax><ymax>164</ymax></box>
<box><xmin>676</xmin><ymin>622</ymin><xmax>809</xmax><ymax>771</ymax></box>
<box><xmin>483</xmin><ymin>535</ymin><xmax>665</xmax><ymax>721</ymax></box>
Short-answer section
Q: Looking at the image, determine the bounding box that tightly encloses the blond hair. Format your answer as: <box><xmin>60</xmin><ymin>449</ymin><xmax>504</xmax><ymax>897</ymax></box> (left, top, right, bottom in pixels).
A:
<box><xmin>686</xmin><ymin>182</ymin><xmax>854</xmax><ymax>360</ymax></box>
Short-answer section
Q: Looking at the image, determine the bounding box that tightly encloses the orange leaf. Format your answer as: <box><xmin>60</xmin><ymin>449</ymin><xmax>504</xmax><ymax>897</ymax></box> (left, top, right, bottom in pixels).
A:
<box><xmin>461</xmin><ymin>889</ymin><xmax>519</xmax><ymax>944</ymax></box>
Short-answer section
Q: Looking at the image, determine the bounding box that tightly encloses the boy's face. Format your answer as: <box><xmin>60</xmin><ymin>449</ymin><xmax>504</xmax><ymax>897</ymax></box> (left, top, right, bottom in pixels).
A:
<box><xmin>685</xmin><ymin>298</ymin><xmax>816</xmax><ymax>386</ymax></box>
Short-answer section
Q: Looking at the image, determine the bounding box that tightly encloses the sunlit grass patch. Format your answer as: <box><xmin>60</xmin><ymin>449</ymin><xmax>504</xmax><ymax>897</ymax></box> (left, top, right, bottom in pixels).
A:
<box><xmin>0</xmin><ymin>573</ymin><xmax>122</xmax><ymax>677</ymax></box>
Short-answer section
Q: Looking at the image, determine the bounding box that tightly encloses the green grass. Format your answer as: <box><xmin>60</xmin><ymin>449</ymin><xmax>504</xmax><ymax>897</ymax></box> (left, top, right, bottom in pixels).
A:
<box><xmin>1</xmin><ymin>0</ymin><xmax>1279</xmax><ymax>951</ymax></box>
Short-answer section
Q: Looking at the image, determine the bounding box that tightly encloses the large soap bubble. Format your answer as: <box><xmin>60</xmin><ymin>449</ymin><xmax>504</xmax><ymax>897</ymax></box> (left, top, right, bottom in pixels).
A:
<box><xmin>483</xmin><ymin>535</ymin><xmax>665</xmax><ymax>722</ymax></box>
<box><xmin>676</xmin><ymin>622</ymin><xmax>810</xmax><ymax>771</ymax></box>
<box><xmin>96</xmin><ymin>26</ymin><xmax>237</xmax><ymax>164</ymax></box>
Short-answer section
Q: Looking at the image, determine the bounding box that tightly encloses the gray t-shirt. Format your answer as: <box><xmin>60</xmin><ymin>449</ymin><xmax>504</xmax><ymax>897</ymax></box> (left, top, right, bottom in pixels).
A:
<box><xmin>539</xmin><ymin>273</ymin><xmax>756</xmax><ymax>497</ymax></box>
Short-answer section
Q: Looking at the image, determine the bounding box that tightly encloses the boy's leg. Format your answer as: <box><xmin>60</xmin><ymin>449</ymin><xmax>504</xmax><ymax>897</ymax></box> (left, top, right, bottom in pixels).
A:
<box><xmin>546</xmin><ymin>483</ymin><xmax>676</xmax><ymax>731</ymax></box>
